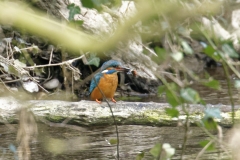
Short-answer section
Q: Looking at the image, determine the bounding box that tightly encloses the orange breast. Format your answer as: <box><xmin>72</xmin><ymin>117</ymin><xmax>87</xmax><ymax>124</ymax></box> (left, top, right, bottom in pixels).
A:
<box><xmin>90</xmin><ymin>73</ymin><xmax>118</xmax><ymax>101</ymax></box>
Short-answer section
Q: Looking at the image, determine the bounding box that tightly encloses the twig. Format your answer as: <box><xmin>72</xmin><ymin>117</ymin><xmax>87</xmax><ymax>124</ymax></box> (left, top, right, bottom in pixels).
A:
<box><xmin>8</xmin><ymin>41</ymin><xmax>14</xmax><ymax>58</ymax></box>
<box><xmin>139</xmin><ymin>43</ymin><xmax>158</xmax><ymax>56</ymax></box>
<box><xmin>58</xmin><ymin>10</ymin><xmax>69</xmax><ymax>21</ymax></box>
<box><xmin>71</xmin><ymin>72</ymin><xmax>74</xmax><ymax>94</ymax></box>
<box><xmin>0</xmin><ymin>78</ymin><xmax>15</xmax><ymax>94</ymax></box>
<box><xmin>17</xmin><ymin>46</ymin><xmax>39</xmax><ymax>51</ymax></box>
<box><xmin>124</xmin><ymin>1</ymin><xmax>131</xmax><ymax>15</ymax></box>
<box><xmin>217</xmin><ymin>125</ymin><xmax>223</xmax><ymax>159</ymax></box>
<box><xmin>224</xmin><ymin>57</ymin><xmax>240</xmax><ymax>79</ymax></box>
<box><xmin>222</xmin><ymin>61</ymin><xmax>235</xmax><ymax>125</ymax></box>
<box><xmin>197</xmin><ymin>123</ymin><xmax>231</xmax><ymax>158</ymax></box>
<box><xmin>37</xmin><ymin>83</ymin><xmax>50</xmax><ymax>94</ymax></box>
<box><xmin>180</xmin><ymin>104</ymin><xmax>190</xmax><ymax>160</ymax></box>
<box><xmin>165</xmin><ymin>72</ymin><xmax>184</xmax><ymax>87</ymax></box>
<box><xmin>195</xmin><ymin>139</ymin><xmax>214</xmax><ymax>160</ymax></box>
<box><xmin>88</xmin><ymin>66</ymin><xmax>120</xmax><ymax>160</ymax></box>
<box><xmin>0</xmin><ymin>78</ymin><xmax>21</xmax><ymax>83</ymax></box>
<box><xmin>101</xmin><ymin>5</ymin><xmax>120</xmax><ymax>19</ymax></box>
<box><xmin>47</xmin><ymin>47</ymin><xmax>54</xmax><ymax>80</ymax></box>
<box><xmin>25</xmin><ymin>54</ymin><xmax>86</xmax><ymax>69</ymax></box>
<box><xmin>156</xmin><ymin>74</ymin><xmax>182</xmax><ymax>105</ymax></box>
<box><xmin>49</xmin><ymin>48</ymin><xmax>53</xmax><ymax>65</ymax></box>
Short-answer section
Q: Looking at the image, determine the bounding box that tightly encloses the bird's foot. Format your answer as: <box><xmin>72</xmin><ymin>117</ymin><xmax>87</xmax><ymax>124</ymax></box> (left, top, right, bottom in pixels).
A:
<box><xmin>111</xmin><ymin>98</ymin><xmax>117</xmax><ymax>103</ymax></box>
<box><xmin>95</xmin><ymin>99</ymin><xmax>102</xmax><ymax>104</ymax></box>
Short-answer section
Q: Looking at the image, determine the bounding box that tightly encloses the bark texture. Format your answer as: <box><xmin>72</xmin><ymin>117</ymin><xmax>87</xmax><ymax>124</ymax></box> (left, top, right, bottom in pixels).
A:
<box><xmin>0</xmin><ymin>97</ymin><xmax>236</xmax><ymax>126</ymax></box>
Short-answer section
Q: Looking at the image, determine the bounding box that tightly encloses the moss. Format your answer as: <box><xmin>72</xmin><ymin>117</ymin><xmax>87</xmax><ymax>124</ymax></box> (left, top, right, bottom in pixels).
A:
<box><xmin>46</xmin><ymin>115</ymin><xmax>65</xmax><ymax>123</ymax></box>
<box><xmin>222</xmin><ymin>110</ymin><xmax>240</xmax><ymax>126</ymax></box>
<box><xmin>67</xmin><ymin>110</ymin><xmax>205</xmax><ymax>126</ymax></box>
<box><xmin>233</xmin><ymin>110</ymin><xmax>240</xmax><ymax>119</ymax></box>
<box><xmin>40</xmin><ymin>107</ymin><xmax>239</xmax><ymax>127</ymax></box>
<box><xmin>6</xmin><ymin>116</ymin><xmax>18</xmax><ymax>123</ymax></box>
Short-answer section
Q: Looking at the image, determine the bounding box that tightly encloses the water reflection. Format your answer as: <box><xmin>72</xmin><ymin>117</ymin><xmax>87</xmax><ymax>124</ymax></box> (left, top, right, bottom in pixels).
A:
<box><xmin>0</xmin><ymin>124</ymin><xmax>229</xmax><ymax>160</ymax></box>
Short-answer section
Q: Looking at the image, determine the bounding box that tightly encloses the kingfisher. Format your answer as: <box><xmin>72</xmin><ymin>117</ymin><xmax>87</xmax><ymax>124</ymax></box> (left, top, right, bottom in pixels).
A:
<box><xmin>89</xmin><ymin>60</ymin><xmax>126</xmax><ymax>103</ymax></box>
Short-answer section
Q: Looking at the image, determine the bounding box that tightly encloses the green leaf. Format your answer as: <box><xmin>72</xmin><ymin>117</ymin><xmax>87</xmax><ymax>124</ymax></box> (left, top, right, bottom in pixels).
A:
<box><xmin>202</xmin><ymin>108</ymin><xmax>221</xmax><ymax>130</ymax></box>
<box><xmin>136</xmin><ymin>152</ymin><xmax>145</xmax><ymax>160</ymax></box>
<box><xmin>165</xmin><ymin>83</ymin><xmax>181</xmax><ymax>107</ymax></box>
<box><xmin>222</xmin><ymin>43</ymin><xmax>239</xmax><ymax>58</ymax></box>
<box><xmin>180</xmin><ymin>88</ymin><xmax>200</xmax><ymax>103</ymax></box>
<box><xmin>203</xmin><ymin>79</ymin><xmax>221</xmax><ymax>90</ymax></box>
<box><xmin>199</xmin><ymin>140</ymin><xmax>215</xmax><ymax>151</ymax></box>
<box><xmin>87</xmin><ymin>53</ymin><xmax>100</xmax><ymax>67</ymax></box>
<box><xmin>234</xmin><ymin>80</ymin><xmax>240</xmax><ymax>88</ymax></box>
<box><xmin>81</xmin><ymin>0</ymin><xmax>94</xmax><ymax>8</ymax></box>
<box><xmin>204</xmin><ymin>71</ymin><xmax>211</xmax><ymax>79</ymax></box>
<box><xmin>171</xmin><ymin>52</ymin><xmax>183</xmax><ymax>62</ymax></box>
<box><xmin>165</xmin><ymin>108</ymin><xmax>179</xmax><ymax>117</ymax></box>
<box><xmin>155</xmin><ymin>47</ymin><xmax>167</xmax><ymax>61</ymax></box>
<box><xmin>199</xmin><ymin>99</ymin><xmax>206</xmax><ymax>106</ymax></box>
<box><xmin>202</xmin><ymin>118</ymin><xmax>218</xmax><ymax>130</ymax></box>
<box><xmin>158</xmin><ymin>85</ymin><xmax>166</xmax><ymax>96</ymax></box>
<box><xmin>204</xmin><ymin>45</ymin><xmax>215</xmax><ymax>55</ymax></box>
<box><xmin>181</xmin><ymin>41</ymin><xmax>193</xmax><ymax>54</ymax></box>
<box><xmin>81</xmin><ymin>0</ymin><xmax>112</xmax><ymax>11</ymax></box>
<box><xmin>203</xmin><ymin>46</ymin><xmax>221</xmax><ymax>61</ymax></box>
<box><xmin>67</xmin><ymin>4</ymin><xmax>80</xmax><ymax>21</ymax></box>
<box><xmin>74</xmin><ymin>20</ymin><xmax>84</xmax><ymax>26</ymax></box>
<box><xmin>109</xmin><ymin>138</ymin><xmax>118</xmax><ymax>145</ymax></box>
<box><xmin>88</xmin><ymin>57</ymin><xmax>100</xmax><ymax>67</ymax></box>
<box><xmin>149</xmin><ymin>143</ymin><xmax>161</xmax><ymax>158</ymax></box>
<box><xmin>166</xmin><ymin>90</ymin><xmax>180</xmax><ymax>107</ymax></box>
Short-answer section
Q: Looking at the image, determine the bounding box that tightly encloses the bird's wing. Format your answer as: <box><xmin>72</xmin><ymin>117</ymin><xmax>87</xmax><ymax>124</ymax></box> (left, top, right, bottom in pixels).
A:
<box><xmin>89</xmin><ymin>72</ymin><xmax>103</xmax><ymax>94</ymax></box>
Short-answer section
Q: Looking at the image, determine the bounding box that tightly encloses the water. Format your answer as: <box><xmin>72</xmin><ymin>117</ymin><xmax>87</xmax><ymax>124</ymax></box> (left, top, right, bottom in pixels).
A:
<box><xmin>0</xmin><ymin>123</ymin><xmax>231</xmax><ymax>160</ymax></box>
<box><xmin>137</xmin><ymin>68</ymin><xmax>240</xmax><ymax>105</ymax></box>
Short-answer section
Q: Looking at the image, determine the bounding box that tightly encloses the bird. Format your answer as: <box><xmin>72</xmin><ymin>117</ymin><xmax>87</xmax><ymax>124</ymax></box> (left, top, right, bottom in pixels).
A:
<box><xmin>100</xmin><ymin>60</ymin><xmax>124</xmax><ymax>71</ymax></box>
<box><xmin>89</xmin><ymin>60</ymin><xmax>125</xmax><ymax>103</ymax></box>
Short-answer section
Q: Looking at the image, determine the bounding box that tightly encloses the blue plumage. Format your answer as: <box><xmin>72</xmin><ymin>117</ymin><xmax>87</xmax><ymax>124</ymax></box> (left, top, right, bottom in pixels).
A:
<box><xmin>89</xmin><ymin>72</ymin><xmax>102</xmax><ymax>94</ymax></box>
<box><xmin>100</xmin><ymin>60</ymin><xmax>122</xmax><ymax>71</ymax></box>
<box><xmin>89</xmin><ymin>69</ymin><xmax>118</xmax><ymax>94</ymax></box>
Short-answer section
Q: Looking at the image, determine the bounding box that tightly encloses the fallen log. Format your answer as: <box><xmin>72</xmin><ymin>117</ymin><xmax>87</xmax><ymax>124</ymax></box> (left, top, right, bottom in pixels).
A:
<box><xmin>0</xmin><ymin>97</ymin><xmax>237</xmax><ymax>126</ymax></box>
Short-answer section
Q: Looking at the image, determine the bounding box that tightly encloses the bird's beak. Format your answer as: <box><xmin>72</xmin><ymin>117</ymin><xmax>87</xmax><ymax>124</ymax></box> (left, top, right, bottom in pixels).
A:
<box><xmin>116</xmin><ymin>67</ymin><xmax>137</xmax><ymax>76</ymax></box>
<box><xmin>116</xmin><ymin>66</ymin><xmax>129</xmax><ymax>72</ymax></box>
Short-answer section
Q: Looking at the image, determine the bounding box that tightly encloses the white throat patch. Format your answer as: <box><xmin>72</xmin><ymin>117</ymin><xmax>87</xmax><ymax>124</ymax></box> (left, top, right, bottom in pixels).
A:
<box><xmin>101</xmin><ymin>69</ymin><xmax>108</xmax><ymax>73</ymax></box>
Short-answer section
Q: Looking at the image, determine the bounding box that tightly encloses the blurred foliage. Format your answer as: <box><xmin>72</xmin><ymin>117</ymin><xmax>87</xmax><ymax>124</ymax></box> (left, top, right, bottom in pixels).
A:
<box><xmin>86</xmin><ymin>53</ymin><xmax>100</xmax><ymax>67</ymax></box>
<box><xmin>149</xmin><ymin>143</ymin><xmax>175</xmax><ymax>160</ymax></box>
<box><xmin>67</xmin><ymin>4</ymin><xmax>83</xmax><ymax>27</ymax></box>
<box><xmin>0</xmin><ymin>0</ymin><xmax>222</xmax><ymax>53</ymax></box>
<box><xmin>0</xmin><ymin>0</ymin><xmax>239</xmax><ymax>159</ymax></box>
<box><xmin>180</xmin><ymin>88</ymin><xmax>201</xmax><ymax>104</ymax></box>
<box><xmin>67</xmin><ymin>3</ymin><xmax>80</xmax><ymax>21</ymax></box>
<box><xmin>199</xmin><ymin>140</ymin><xmax>215</xmax><ymax>151</ymax></box>
<box><xmin>81</xmin><ymin>0</ymin><xmax>122</xmax><ymax>11</ymax></box>
<box><xmin>149</xmin><ymin>143</ymin><xmax>162</xmax><ymax>158</ymax></box>
<box><xmin>136</xmin><ymin>152</ymin><xmax>144</xmax><ymax>160</ymax></box>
